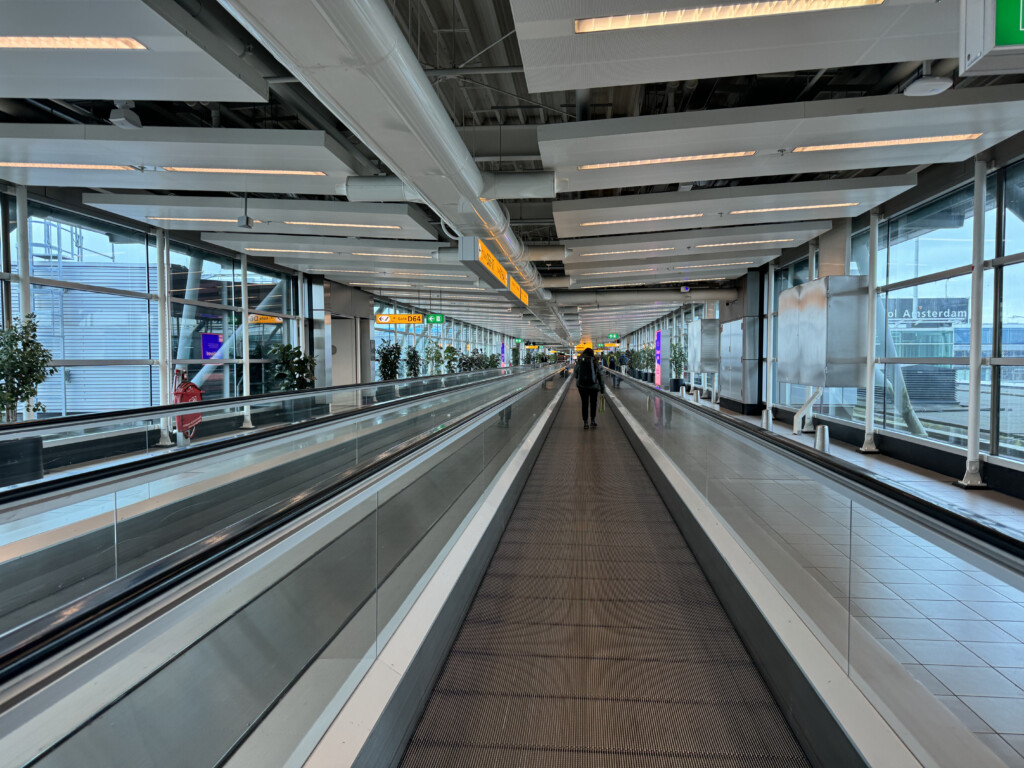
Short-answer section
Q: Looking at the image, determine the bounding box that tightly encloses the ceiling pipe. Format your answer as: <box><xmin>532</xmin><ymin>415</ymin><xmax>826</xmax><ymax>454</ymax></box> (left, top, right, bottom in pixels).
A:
<box><xmin>426</xmin><ymin>65</ymin><xmax>525</xmax><ymax>78</ymax></box>
<box><xmin>527</xmin><ymin>245</ymin><xmax>567</xmax><ymax>261</ymax></box>
<box><xmin>551</xmin><ymin>289</ymin><xmax>739</xmax><ymax>307</ymax></box>
<box><xmin>215</xmin><ymin>0</ymin><xmax>570</xmax><ymax>339</ymax></box>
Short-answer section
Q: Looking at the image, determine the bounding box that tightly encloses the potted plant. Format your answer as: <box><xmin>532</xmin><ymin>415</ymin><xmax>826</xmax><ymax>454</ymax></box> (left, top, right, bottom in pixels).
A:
<box><xmin>443</xmin><ymin>345</ymin><xmax>459</xmax><ymax>374</ymax></box>
<box><xmin>670</xmin><ymin>341</ymin><xmax>686</xmax><ymax>393</ymax></box>
<box><xmin>269</xmin><ymin>342</ymin><xmax>317</xmax><ymax>421</ymax></box>
<box><xmin>458</xmin><ymin>352</ymin><xmax>473</xmax><ymax>373</ymax></box>
<box><xmin>0</xmin><ymin>314</ymin><xmax>56</xmax><ymax>484</ymax></box>
<box><xmin>487</xmin><ymin>353</ymin><xmax>500</xmax><ymax>369</ymax></box>
<box><xmin>424</xmin><ymin>343</ymin><xmax>443</xmax><ymax>377</ymax></box>
<box><xmin>404</xmin><ymin>346</ymin><xmax>421</xmax><ymax>378</ymax></box>
<box><xmin>375</xmin><ymin>340</ymin><xmax>402</xmax><ymax>401</ymax></box>
<box><xmin>511</xmin><ymin>346</ymin><xmax>521</xmax><ymax>367</ymax></box>
<box><xmin>524</xmin><ymin>350</ymin><xmax>534</xmax><ymax>365</ymax></box>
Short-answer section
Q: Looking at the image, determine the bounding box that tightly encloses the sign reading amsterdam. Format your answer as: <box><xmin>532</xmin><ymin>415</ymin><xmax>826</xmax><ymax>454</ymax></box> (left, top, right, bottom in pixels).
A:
<box><xmin>885</xmin><ymin>298</ymin><xmax>968</xmax><ymax>322</ymax></box>
<box><xmin>376</xmin><ymin>313</ymin><xmax>423</xmax><ymax>324</ymax></box>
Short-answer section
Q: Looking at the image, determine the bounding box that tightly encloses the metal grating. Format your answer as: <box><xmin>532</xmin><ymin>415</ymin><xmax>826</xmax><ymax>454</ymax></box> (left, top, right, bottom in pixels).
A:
<box><xmin>399</xmin><ymin>393</ymin><xmax>812</xmax><ymax>767</ymax></box>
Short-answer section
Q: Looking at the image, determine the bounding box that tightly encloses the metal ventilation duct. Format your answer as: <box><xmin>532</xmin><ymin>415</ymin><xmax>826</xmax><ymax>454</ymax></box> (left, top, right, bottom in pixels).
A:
<box><xmin>216</xmin><ymin>0</ymin><xmax>569</xmax><ymax>339</ymax></box>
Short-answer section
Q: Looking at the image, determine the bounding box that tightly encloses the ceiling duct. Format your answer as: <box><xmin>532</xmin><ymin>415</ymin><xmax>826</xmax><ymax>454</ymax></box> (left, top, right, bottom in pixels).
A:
<box><xmin>551</xmin><ymin>289</ymin><xmax>739</xmax><ymax>307</ymax></box>
<box><xmin>216</xmin><ymin>0</ymin><xmax>569</xmax><ymax>339</ymax></box>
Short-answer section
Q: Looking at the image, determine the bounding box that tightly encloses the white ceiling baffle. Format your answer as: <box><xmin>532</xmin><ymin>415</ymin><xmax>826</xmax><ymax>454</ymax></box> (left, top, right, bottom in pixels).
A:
<box><xmin>510</xmin><ymin>0</ymin><xmax>957</xmax><ymax>92</ymax></box>
<box><xmin>0</xmin><ymin>125</ymin><xmax>358</xmax><ymax>193</ymax></box>
<box><xmin>539</xmin><ymin>85</ymin><xmax>1024</xmax><ymax>193</ymax></box>
<box><xmin>0</xmin><ymin>0</ymin><xmax>267</xmax><ymax>101</ymax></box>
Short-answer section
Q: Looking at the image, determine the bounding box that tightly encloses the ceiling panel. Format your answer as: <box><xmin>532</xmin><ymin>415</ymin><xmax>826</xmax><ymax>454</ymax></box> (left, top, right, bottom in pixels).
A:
<box><xmin>83</xmin><ymin>194</ymin><xmax>437</xmax><ymax>240</ymax></box>
<box><xmin>553</xmin><ymin>175</ymin><xmax>915</xmax><ymax>238</ymax></box>
<box><xmin>0</xmin><ymin>125</ymin><xmax>357</xmax><ymax>193</ymax></box>
<box><xmin>0</xmin><ymin>0</ymin><xmax>267</xmax><ymax>101</ymax></box>
<box><xmin>511</xmin><ymin>0</ymin><xmax>956</xmax><ymax>92</ymax></box>
<box><xmin>539</xmin><ymin>86</ymin><xmax>1024</xmax><ymax>193</ymax></box>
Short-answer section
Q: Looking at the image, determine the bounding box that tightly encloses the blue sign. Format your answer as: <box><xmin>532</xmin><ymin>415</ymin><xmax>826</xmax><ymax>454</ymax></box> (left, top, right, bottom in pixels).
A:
<box><xmin>201</xmin><ymin>332</ymin><xmax>224</xmax><ymax>360</ymax></box>
<box><xmin>655</xmin><ymin>330</ymin><xmax>662</xmax><ymax>387</ymax></box>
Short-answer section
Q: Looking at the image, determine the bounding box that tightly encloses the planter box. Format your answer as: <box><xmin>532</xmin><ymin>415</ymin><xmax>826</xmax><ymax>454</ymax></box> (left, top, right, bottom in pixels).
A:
<box><xmin>670</xmin><ymin>378</ymin><xmax>683</xmax><ymax>392</ymax></box>
<box><xmin>0</xmin><ymin>436</ymin><xmax>44</xmax><ymax>485</ymax></box>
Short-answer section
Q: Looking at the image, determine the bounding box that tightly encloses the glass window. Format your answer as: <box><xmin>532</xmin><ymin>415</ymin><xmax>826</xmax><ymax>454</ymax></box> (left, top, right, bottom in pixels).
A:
<box><xmin>247</xmin><ymin>263</ymin><xmax>295</xmax><ymax>315</ymax></box>
<box><xmin>996</xmin><ymin>366</ymin><xmax>1024</xmax><ymax>460</ymax></box>
<box><xmin>1001</xmin><ymin>262</ymin><xmax>1024</xmax><ymax>355</ymax></box>
<box><xmin>879</xmin><ymin>363</ymin><xmax>990</xmax><ymax>450</ymax></box>
<box><xmin>885</xmin><ymin>178</ymin><xmax>996</xmax><ymax>285</ymax></box>
<box><xmin>35</xmin><ymin>365</ymin><xmax>155</xmax><ymax>418</ymax></box>
<box><xmin>170</xmin><ymin>304</ymin><xmax>242</xmax><ymax>361</ymax></box>
<box><xmin>30</xmin><ymin>285</ymin><xmax>155</xmax><ymax>361</ymax></box>
<box><xmin>883</xmin><ymin>271</ymin><xmax>994</xmax><ymax>359</ymax></box>
<box><xmin>168</xmin><ymin>247</ymin><xmax>239</xmax><ymax>307</ymax></box>
<box><xmin>1006</xmin><ymin>161</ymin><xmax>1024</xmax><ymax>258</ymax></box>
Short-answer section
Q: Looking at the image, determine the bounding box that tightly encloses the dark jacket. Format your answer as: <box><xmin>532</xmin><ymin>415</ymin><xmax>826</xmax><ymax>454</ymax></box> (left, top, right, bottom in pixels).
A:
<box><xmin>574</xmin><ymin>356</ymin><xmax>604</xmax><ymax>392</ymax></box>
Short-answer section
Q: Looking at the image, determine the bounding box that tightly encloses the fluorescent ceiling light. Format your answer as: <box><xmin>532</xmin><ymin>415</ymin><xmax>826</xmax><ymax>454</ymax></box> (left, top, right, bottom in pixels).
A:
<box><xmin>147</xmin><ymin>216</ymin><xmax>264</xmax><ymax>224</ymax></box>
<box><xmin>351</xmin><ymin>252</ymin><xmax>433</xmax><ymax>259</ymax></box>
<box><xmin>245</xmin><ymin>247</ymin><xmax>332</xmax><ymax>254</ymax></box>
<box><xmin>162</xmin><ymin>167</ymin><xmax>327</xmax><ymax>176</ymax></box>
<box><xmin>349</xmin><ymin>283</ymin><xmax>414</xmax><ymax>288</ymax></box>
<box><xmin>391</xmin><ymin>272</ymin><xmax>471</xmax><ymax>278</ymax></box>
<box><xmin>0</xmin><ymin>161</ymin><xmax>134</xmax><ymax>171</ymax></box>
<box><xmin>282</xmin><ymin>221</ymin><xmax>400</xmax><ymax>230</ymax></box>
<box><xmin>580</xmin><ymin>282</ymin><xmax>645</xmax><ymax>288</ymax></box>
<box><xmin>420</xmin><ymin>286</ymin><xmax>486</xmax><ymax>291</ymax></box>
<box><xmin>574</xmin><ymin>1</ymin><xmax>884</xmax><ymax>33</ymax></box>
<box><xmin>793</xmin><ymin>134</ymin><xmax>982</xmax><ymax>153</ymax></box>
<box><xmin>579</xmin><ymin>247</ymin><xmax>674</xmax><ymax>257</ymax></box>
<box><xmin>672</xmin><ymin>260</ymin><xmax>754</xmax><ymax>269</ymax></box>
<box><xmin>0</xmin><ymin>36</ymin><xmax>147</xmax><ymax>50</ymax></box>
<box><xmin>729</xmin><ymin>202</ymin><xmax>859</xmax><ymax>214</ymax></box>
<box><xmin>695</xmin><ymin>239</ymin><xmax>793</xmax><ymax>248</ymax></box>
<box><xmin>580</xmin><ymin>213</ymin><xmax>703</xmax><ymax>227</ymax></box>
<box><xmin>578</xmin><ymin>151</ymin><xmax>753</xmax><ymax>171</ymax></box>
<box><xmin>579</xmin><ymin>268</ymin><xmax>657</xmax><ymax>276</ymax></box>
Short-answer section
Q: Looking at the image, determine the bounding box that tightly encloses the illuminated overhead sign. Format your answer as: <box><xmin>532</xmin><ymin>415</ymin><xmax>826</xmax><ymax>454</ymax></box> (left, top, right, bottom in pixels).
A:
<box><xmin>608</xmin><ymin>333</ymin><xmax>620</xmax><ymax>340</ymax></box>
<box><xmin>248</xmin><ymin>314</ymin><xmax>283</xmax><ymax>324</ymax></box>
<box><xmin>997</xmin><ymin>0</ymin><xmax>1024</xmax><ymax>46</ymax></box>
<box><xmin>425</xmin><ymin>314</ymin><xmax>445</xmax><ymax>323</ymax></box>
<box><xmin>509</xmin><ymin>276</ymin><xmax>529</xmax><ymax>306</ymax></box>
<box><xmin>375</xmin><ymin>313</ymin><xmax>423</xmax><ymax>324</ymax></box>
<box><xmin>478</xmin><ymin>241</ymin><xmax>508</xmax><ymax>286</ymax></box>
<box><xmin>513</xmin><ymin>338</ymin><xmax>523</xmax><ymax>343</ymax></box>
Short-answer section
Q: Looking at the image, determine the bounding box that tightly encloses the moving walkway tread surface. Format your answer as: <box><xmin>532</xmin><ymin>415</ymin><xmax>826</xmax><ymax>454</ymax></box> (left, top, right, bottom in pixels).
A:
<box><xmin>399</xmin><ymin>393</ymin><xmax>812</xmax><ymax>767</ymax></box>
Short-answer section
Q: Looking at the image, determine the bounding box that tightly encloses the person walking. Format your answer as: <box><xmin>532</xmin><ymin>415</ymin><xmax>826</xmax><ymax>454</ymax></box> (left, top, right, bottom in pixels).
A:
<box><xmin>574</xmin><ymin>347</ymin><xmax>605</xmax><ymax>430</ymax></box>
<box><xmin>606</xmin><ymin>352</ymin><xmax>620</xmax><ymax>389</ymax></box>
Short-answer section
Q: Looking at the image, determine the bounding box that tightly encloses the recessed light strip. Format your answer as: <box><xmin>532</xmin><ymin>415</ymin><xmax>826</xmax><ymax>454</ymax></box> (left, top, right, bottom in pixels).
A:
<box><xmin>0</xmin><ymin>36</ymin><xmax>147</xmax><ymax>49</ymax></box>
<box><xmin>148</xmin><ymin>216</ymin><xmax>264</xmax><ymax>224</ymax></box>
<box><xmin>579</xmin><ymin>268</ymin><xmax>657</xmax><ymax>276</ymax></box>
<box><xmin>793</xmin><ymin>134</ymin><xmax>982</xmax><ymax>153</ymax></box>
<box><xmin>245</xmin><ymin>247</ymin><xmax>332</xmax><ymax>254</ymax></box>
<box><xmin>579</xmin><ymin>247</ymin><xmax>674</xmax><ymax>257</ymax></box>
<box><xmin>162</xmin><ymin>167</ymin><xmax>327</xmax><ymax>176</ymax></box>
<box><xmin>729</xmin><ymin>202</ymin><xmax>859</xmax><ymax>214</ymax></box>
<box><xmin>695</xmin><ymin>239</ymin><xmax>793</xmax><ymax>248</ymax></box>
<box><xmin>0</xmin><ymin>161</ymin><xmax>134</xmax><ymax>171</ymax></box>
<box><xmin>574</xmin><ymin>0</ymin><xmax>885</xmax><ymax>33</ymax></box>
<box><xmin>351</xmin><ymin>252</ymin><xmax>433</xmax><ymax>259</ymax></box>
<box><xmin>580</xmin><ymin>213</ymin><xmax>703</xmax><ymax>226</ymax></box>
<box><xmin>578</xmin><ymin>151</ymin><xmax>753</xmax><ymax>171</ymax></box>
<box><xmin>283</xmin><ymin>221</ymin><xmax>400</xmax><ymax>230</ymax></box>
<box><xmin>672</xmin><ymin>261</ymin><xmax>754</xmax><ymax>269</ymax></box>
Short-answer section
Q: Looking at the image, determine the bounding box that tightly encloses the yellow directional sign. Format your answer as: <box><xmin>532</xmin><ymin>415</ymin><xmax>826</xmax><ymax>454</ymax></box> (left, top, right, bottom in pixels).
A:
<box><xmin>375</xmin><ymin>313</ymin><xmax>423</xmax><ymax>324</ymax></box>
<box><xmin>509</xmin><ymin>276</ymin><xmax>529</xmax><ymax>306</ymax></box>
<box><xmin>248</xmin><ymin>314</ymin><xmax>283</xmax><ymax>324</ymax></box>
<box><xmin>477</xmin><ymin>241</ymin><xmax>508</xmax><ymax>287</ymax></box>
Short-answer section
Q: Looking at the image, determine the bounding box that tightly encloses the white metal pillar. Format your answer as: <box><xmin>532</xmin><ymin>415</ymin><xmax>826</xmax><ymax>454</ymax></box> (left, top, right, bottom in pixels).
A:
<box><xmin>861</xmin><ymin>211</ymin><xmax>880</xmax><ymax>453</ymax></box>
<box><xmin>240</xmin><ymin>253</ymin><xmax>254</xmax><ymax>428</ymax></box>
<box><xmin>297</xmin><ymin>271</ymin><xmax>307</xmax><ymax>350</ymax></box>
<box><xmin>155</xmin><ymin>230</ymin><xmax>173</xmax><ymax>444</ymax></box>
<box><xmin>762</xmin><ymin>264</ymin><xmax>775</xmax><ymax>430</ymax></box>
<box><xmin>808</xmin><ymin>239</ymin><xmax>817</xmax><ymax>280</ymax></box>
<box><xmin>960</xmin><ymin>158</ymin><xmax>988</xmax><ymax>487</ymax></box>
<box><xmin>15</xmin><ymin>185</ymin><xmax>35</xmax><ymax>420</ymax></box>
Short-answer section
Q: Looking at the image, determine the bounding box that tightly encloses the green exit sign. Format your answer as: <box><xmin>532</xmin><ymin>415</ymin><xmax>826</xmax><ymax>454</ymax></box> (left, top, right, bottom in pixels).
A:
<box><xmin>513</xmin><ymin>338</ymin><xmax>523</xmax><ymax>343</ymax></box>
<box><xmin>425</xmin><ymin>314</ymin><xmax>445</xmax><ymax>324</ymax></box>
<box><xmin>608</xmin><ymin>333</ymin><xmax>620</xmax><ymax>340</ymax></box>
<box><xmin>996</xmin><ymin>0</ymin><xmax>1024</xmax><ymax>46</ymax></box>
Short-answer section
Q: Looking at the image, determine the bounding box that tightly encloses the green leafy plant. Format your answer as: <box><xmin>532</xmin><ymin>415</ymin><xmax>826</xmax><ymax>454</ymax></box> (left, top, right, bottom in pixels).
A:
<box><xmin>269</xmin><ymin>343</ymin><xmax>316</xmax><ymax>391</ymax></box>
<box><xmin>670</xmin><ymin>341</ymin><xmax>687</xmax><ymax>378</ymax></box>
<box><xmin>0</xmin><ymin>314</ymin><xmax>56</xmax><ymax>422</ymax></box>
<box><xmin>458</xmin><ymin>353</ymin><xmax>474</xmax><ymax>372</ymax></box>
<box><xmin>524</xmin><ymin>350</ymin><xmax>534</xmax><ymax>365</ymax></box>
<box><xmin>443</xmin><ymin>345</ymin><xmax>459</xmax><ymax>374</ymax></box>
<box><xmin>424</xmin><ymin>343</ymin><xmax>443</xmax><ymax>376</ymax></box>
<box><xmin>376</xmin><ymin>340</ymin><xmax>403</xmax><ymax>381</ymax></box>
<box><xmin>404</xmin><ymin>346</ymin><xmax>421</xmax><ymax>378</ymax></box>
<box><xmin>511</xmin><ymin>346</ymin><xmax>521</xmax><ymax>366</ymax></box>
<box><xmin>486</xmin><ymin>353</ymin><xmax>500</xmax><ymax>369</ymax></box>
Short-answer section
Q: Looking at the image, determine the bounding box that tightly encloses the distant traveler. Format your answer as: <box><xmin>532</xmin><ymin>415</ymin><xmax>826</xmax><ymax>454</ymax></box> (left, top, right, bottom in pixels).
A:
<box><xmin>606</xmin><ymin>353</ymin><xmax>620</xmax><ymax>389</ymax></box>
<box><xmin>574</xmin><ymin>347</ymin><xmax>605</xmax><ymax>429</ymax></box>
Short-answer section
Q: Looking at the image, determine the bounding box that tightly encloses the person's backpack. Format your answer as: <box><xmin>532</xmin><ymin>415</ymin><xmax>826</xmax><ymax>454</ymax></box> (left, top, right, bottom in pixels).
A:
<box><xmin>578</xmin><ymin>358</ymin><xmax>596</xmax><ymax>387</ymax></box>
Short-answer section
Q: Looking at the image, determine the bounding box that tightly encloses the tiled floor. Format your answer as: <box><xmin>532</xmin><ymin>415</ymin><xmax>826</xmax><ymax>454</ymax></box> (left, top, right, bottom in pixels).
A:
<box><xmin>613</xmin><ymin>381</ymin><xmax>1024</xmax><ymax>766</ymax></box>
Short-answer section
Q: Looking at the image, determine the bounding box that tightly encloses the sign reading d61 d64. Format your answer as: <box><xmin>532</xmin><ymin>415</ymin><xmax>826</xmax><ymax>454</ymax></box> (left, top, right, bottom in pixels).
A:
<box><xmin>426</xmin><ymin>314</ymin><xmax>445</xmax><ymax>324</ymax></box>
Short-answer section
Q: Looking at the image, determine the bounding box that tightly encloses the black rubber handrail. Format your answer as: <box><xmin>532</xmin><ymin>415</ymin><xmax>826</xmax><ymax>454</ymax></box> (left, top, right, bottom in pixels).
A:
<box><xmin>0</xmin><ymin>369</ymin><xmax>563</xmax><ymax>686</ymax></box>
<box><xmin>0</xmin><ymin>366</ymin><xmax>537</xmax><ymax>435</ymax></box>
<box><xmin>613</xmin><ymin>371</ymin><xmax>1024</xmax><ymax>566</ymax></box>
<box><xmin>0</xmin><ymin>369</ymin><xmax>546</xmax><ymax>506</ymax></box>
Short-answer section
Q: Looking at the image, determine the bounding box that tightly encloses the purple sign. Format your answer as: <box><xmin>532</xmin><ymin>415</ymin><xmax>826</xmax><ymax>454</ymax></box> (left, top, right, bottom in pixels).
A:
<box><xmin>654</xmin><ymin>330</ymin><xmax>662</xmax><ymax>388</ymax></box>
<box><xmin>201</xmin><ymin>332</ymin><xmax>224</xmax><ymax>360</ymax></box>
<box><xmin>501</xmin><ymin>342</ymin><xmax>506</xmax><ymax>367</ymax></box>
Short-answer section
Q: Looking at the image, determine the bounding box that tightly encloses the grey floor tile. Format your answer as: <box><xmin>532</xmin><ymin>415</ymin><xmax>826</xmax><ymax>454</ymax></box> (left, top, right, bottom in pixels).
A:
<box><xmin>865</xmin><ymin>568</ymin><xmax>930</xmax><ymax>584</ymax></box>
<box><xmin>1005</xmin><ymin>734</ymin><xmax>1024</xmax><ymax>759</ymax></box>
<box><xmin>976</xmin><ymin>734</ymin><xmax>1024</xmax><ymax>768</ymax></box>
<box><xmin>963</xmin><ymin>696</ymin><xmax>1024</xmax><ymax>734</ymax></box>
<box><xmin>963</xmin><ymin>642</ymin><xmax>1024</xmax><ymax>668</ymax></box>
<box><xmin>928</xmin><ymin>666</ymin><xmax>1024</xmax><ymax>697</ymax></box>
<box><xmin>942</xmin><ymin>584</ymin><xmax>1017</xmax><ymax>603</ymax></box>
<box><xmin>887</xmin><ymin>582</ymin><xmax>956</xmax><ymax>601</ymax></box>
<box><xmin>968</xmin><ymin>602</ymin><xmax>1024</xmax><ymax>622</ymax></box>
<box><xmin>872</xmin><ymin>617</ymin><xmax>951</xmax><ymax>641</ymax></box>
<box><xmin>903</xmin><ymin>664</ymin><xmax>953</xmax><ymax>695</ymax></box>
<box><xmin>899</xmin><ymin>639</ymin><xmax>986</xmax><ymax>666</ymax></box>
<box><xmin>853</xmin><ymin>598</ymin><xmax>924</xmax><ymax>619</ymax></box>
<box><xmin>934</xmin><ymin>619</ymin><xmax>1018</xmax><ymax>643</ymax></box>
<box><xmin>998</xmin><ymin>623</ymin><xmax>1024</xmax><ymax>642</ymax></box>
<box><xmin>878</xmin><ymin>638</ymin><xmax>916</xmax><ymax>664</ymax></box>
<box><xmin>999</xmin><ymin>667</ymin><xmax>1024</xmax><ymax>689</ymax></box>
<box><xmin>935</xmin><ymin>695</ymin><xmax>995</xmax><ymax>733</ymax></box>
<box><xmin>908</xmin><ymin>599</ymin><xmax>986</xmax><ymax>621</ymax></box>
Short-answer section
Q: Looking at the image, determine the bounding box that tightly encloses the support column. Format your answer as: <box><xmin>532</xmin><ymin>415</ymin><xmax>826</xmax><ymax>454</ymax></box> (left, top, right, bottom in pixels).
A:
<box><xmin>240</xmin><ymin>253</ymin><xmax>253</xmax><ymax>428</ymax></box>
<box><xmin>762</xmin><ymin>264</ymin><xmax>775</xmax><ymax>430</ymax></box>
<box><xmin>155</xmin><ymin>230</ymin><xmax>172</xmax><ymax>445</ymax></box>
<box><xmin>16</xmin><ymin>185</ymin><xmax>35</xmax><ymax>420</ymax></box>
<box><xmin>861</xmin><ymin>211</ymin><xmax>880</xmax><ymax>453</ymax></box>
<box><xmin>960</xmin><ymin>158</ymin><xmax>988</xmax><ymax>487</ymax></box>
